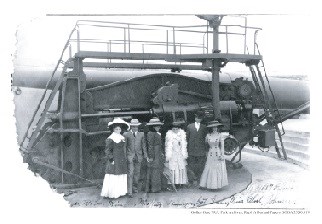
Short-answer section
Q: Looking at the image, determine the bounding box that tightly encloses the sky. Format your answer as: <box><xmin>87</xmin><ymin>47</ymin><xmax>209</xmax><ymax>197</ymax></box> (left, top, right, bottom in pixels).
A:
<box><xmin>13</xmin><ymin>14</ymin><xmax>314</xmax><ymax>77</ymax></box>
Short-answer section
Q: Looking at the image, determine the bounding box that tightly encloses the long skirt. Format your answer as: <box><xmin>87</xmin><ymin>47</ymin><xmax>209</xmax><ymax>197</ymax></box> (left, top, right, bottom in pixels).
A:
<box><xmin>101</xmin><ymin>174</ymin><xmax>127</xmax><ymax>198</ymax></box>
<box><xmin>199</xmin><ymin>153</ymin><xmax>228</xmax><ymax>189</ymax></box>
<box><xmin>167</xmin><ymin>162</ymin><xmax>188</xmax><ymax>185</ymax></box>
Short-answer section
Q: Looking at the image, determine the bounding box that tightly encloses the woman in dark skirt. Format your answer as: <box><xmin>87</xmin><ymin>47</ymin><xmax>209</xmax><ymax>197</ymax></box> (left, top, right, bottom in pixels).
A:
<box><xmin>101</xmin><ymin>118</ymin><xmax>129</xmax><ymax>199</ymax></box>
<box><xmin>145</xmin><ymin>118</ymin><xmax>164</xmax><ymax>193</ymax></box>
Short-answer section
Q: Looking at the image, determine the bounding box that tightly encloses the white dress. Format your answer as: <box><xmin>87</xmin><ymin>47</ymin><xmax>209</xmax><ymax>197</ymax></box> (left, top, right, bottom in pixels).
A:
<box><xmin>101</xmin><ymin>174</ymin><xmax>127</xmax><ymax>198</ymax></box>
<box><xmin>199</xmin><ymin>132</ymin><xmax>228</xmax><ymax>189</ymax></box>
<box><xmin>165</xmin><ymin>129</ymin><xmax>188</xmax><ymax>184</ymax></box>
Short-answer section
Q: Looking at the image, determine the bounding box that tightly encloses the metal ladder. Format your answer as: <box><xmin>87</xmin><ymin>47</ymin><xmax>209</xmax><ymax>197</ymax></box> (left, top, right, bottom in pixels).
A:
<box><xmin>19</xmin><ymin>26</ymin><xmax>78</xmax><ymax>153</ymax></box>
<box><xmin>248</xmin><ymin>60</ymin><xmax>287</xmax><ymax>160</ymax></box>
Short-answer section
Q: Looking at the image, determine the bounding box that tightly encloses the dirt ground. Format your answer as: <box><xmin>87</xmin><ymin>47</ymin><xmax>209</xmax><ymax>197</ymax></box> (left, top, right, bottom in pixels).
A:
<box><xmin>56</xmin><ymin>164</ymin><xmax>252</xmax><ymax>208</ymax></box>
<box><xmin>203</xmin><ymin>151</ymin><xmax>310</xmax><ymax>209</ymax></box>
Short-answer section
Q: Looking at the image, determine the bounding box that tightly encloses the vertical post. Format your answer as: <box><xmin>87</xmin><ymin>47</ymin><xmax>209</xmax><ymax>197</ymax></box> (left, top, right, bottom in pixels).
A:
<box><xmin>109</xmin><ymin>40</ymin><xmax>112</xmax><ymax>63</ymax></box>
<box><xmin>59</xmin><ymin>79</ymin><xmax>67</xmax><ymax>184</ymax></box>
<box><xmin>166</xmin><ymin>30</ymin><xmax>169</xmax><ymax>54</ymax></box>
<box><xmin>77</xmin><ymin>77</ymin><xmax>83</xmax><ymax>177</ymax></box>
<box><xmin>69</xmin><ymin>44</ymin><xmax>72</xmax><ymax>58</ymax></box>
<box><xmin>212</xmin><ymin>22</ymin><xmax>219</xmax><ymax>52</ymax></box>
<box><xmin>173</xmin><ymin>27</ymin><xmax>176</xmax><ymax>54</ymax></box>
<box><xmin>206</xmin><ymin>22</ymin><xmax>209</xmax><ymax>54</ymax></box>
<box><xmin>254</xmin><ymin>30</ymin><xmax>258</xmax><ymax>55</ymax></box>
<box><xmin>128</xmin><ymin>24</ymin><xmax>131</xmax><ymax>53</ymax></box>
<box><xmin>142</xmin><ymin>44</ymin><xmax>145</xmax><ymax>64</ymax></box>
<box><xmin>203</xmin><ymin>33</ymin><xmax>205</xmax><ymax>54</ymax></box>
<box><xmin>212</xmin><ymin>60</ymin><xmax>221</xmax><ymax>120</ymax></box>
<box><xmin>107</xmin><ymin>43</ymin><xmax>109</xmax><ymax>64</ymax></box>
<box><xmin>211</xmin><ymin>17</ymin><xmax>222</xmax><ymax>120</ymax></box>
<box><xmin>60</xmin><ymin>58</ymin><xmax>85</xmax><ymax>183</ymax></box>
<box><xmin>180</xmin><ymin>44</ymin><xmax>182</xmax><ymax>65</ymax></box>
<box><xmin>124</xmin><ymin>28</ymin><xmax>127</xmax><ymax>53</ymax></box>
<box><xmin>225</xmin><ymin>26</ymin><xmax>228</xmax><ymax>53</ymax></box>
<box><xmin>244</xmin><ymin>17</ymin><xmax>247</xmax><ymax>54</ymax></box>
<box><xmin>77</xmin><ymin>28</ymin><xmax>80</xmax><ymax>52</ymax></box>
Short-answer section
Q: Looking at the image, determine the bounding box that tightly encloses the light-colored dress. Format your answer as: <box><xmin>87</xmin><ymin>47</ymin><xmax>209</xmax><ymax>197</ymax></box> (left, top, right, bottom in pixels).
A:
<box><xmin>199</xmin><ymin>132</ymin><xmax>228</xmax><ymax>189</ymax></box>
<box><xmin>101</xmin><ymin>133</ymin><xmax>128</xmax><ymax>198</ymax></box>
<box><xmin>165</xmin><ymin>129</ymin><xmax>188</xmax><ymax>184</ymax></box>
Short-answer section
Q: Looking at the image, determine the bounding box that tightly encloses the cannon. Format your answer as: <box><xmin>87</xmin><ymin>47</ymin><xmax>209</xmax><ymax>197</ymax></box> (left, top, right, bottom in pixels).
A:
<box><xmin>13</xmin><ymin>16</ymin><xmax>310</xmax><ymax>185</ymax></box>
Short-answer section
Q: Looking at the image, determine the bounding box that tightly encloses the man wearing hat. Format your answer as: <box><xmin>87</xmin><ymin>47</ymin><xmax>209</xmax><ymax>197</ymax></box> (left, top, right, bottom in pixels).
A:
<box><xmin>123</xmin><ymin>119</ymin><xmax>147</xmax><ymax>196</ymax></box>
<box><xmin>186</xmin><ymin>111</ymin><xmax>208</xmax><ymax>184</ymax></box>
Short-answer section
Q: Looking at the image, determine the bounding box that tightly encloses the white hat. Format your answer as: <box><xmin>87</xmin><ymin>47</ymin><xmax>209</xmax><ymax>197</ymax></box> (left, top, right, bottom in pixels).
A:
<box><xmin>108</xmin><ymin>118</ymin><xmax>129</xmax><ymax>130</ymax></box>
<box><xmin>129</xmin><ymin>119</ymin><xmax>141</xmax><ymax>126</ymax></box>
<box><xmin>206</xmin><ymin>120</ymin><xmax>224</xmax><ymax>128</ymax></box>
<box><xmin>146</xmin><ymin>118</ymin><xmax>164</xmax><ymax>126</ymax></box>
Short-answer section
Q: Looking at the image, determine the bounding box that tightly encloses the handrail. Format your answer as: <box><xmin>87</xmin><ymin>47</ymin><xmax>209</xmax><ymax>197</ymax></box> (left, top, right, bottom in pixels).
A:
<box><xmin>72</xmin><ymin>18</ymin><xmax>262</xmax><ymax>56</ymax></box>
<box><xmin>77</xmin><ymin>19</ymin><xmax>261</xmax><ymax>30</ymax></box>
<box><xmin>19</xmin><ymin>23</ymin><xmax>78</xmax><ymax>149</ymax></box>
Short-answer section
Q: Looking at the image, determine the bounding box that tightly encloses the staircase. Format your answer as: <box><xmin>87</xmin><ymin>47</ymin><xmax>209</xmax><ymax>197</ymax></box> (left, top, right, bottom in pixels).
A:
<box><xmin>244</xmin><ymin>121</ymin><xmax>310</xmax><ymax>169</ymax></box>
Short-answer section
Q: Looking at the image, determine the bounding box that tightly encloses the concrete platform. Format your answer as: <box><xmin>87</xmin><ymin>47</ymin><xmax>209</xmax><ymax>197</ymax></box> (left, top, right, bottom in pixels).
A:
<box><xmin>57</xmin><ymin>165</ymin><xmax>252</xmax><ymax>208</ymax></box>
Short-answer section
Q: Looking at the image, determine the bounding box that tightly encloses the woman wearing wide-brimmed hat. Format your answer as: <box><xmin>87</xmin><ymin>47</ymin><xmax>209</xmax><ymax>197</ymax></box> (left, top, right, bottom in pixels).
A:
<box><xmin>145</xmin><ymin>117</ymin><xmax>164</xmax><ymax>193</ymax></box>
<box><xmin>165</xmin><ymin>119</ymin><xmax>188</xmax><ymax>187</ymax></box>
<box><xmin>199</xmin><ymin>120</ymin><xmax>228</xmax><ymax>190</ymax></box>
<box><xmin>101</xmin><ymin>118</ymin><xmax>129</xmax><ymax>199</ymax></box>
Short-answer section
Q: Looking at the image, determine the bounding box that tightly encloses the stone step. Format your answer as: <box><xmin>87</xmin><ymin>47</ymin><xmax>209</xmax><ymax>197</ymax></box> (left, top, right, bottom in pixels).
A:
<box><xmin>243</xmin><ymin>145</ymin><xmax>309</xmax><ymax>169</ymax></box>
<box><xmin>276</xmin><ymin>141</ymin><xmax>310</xmax><ymax>152</ymax></box>
<box><xmin>277</xmin><ymin>135</ymin><xmax>310</xmax><ymax>145</ymax></box>
<box><xmin>278</xmin><ymin>130</ymin><xmax>310</xmax><ymax>138</ymax></box>
<box><xmin>284</xmin><ymin>148</ymin><xmax>310</xmax><ymax>161</ymax></box>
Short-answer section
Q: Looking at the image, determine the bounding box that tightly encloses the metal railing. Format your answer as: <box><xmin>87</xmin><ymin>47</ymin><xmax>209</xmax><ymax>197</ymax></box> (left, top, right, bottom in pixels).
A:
<box><xmin>20</xmin><ymin>16</ymin><xmax>262</xmax><ymax>151</ymax></box>
<box><xmin>67</xmin><ymin>18</ymin><xmax>262</xmax><ymax>59</ymax></box>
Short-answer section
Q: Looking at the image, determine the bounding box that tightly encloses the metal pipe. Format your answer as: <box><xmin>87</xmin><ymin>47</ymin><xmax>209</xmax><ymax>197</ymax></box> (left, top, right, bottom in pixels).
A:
<box><xmin>82</xmin><ymin>110</ymin><xmax>152</xmax><ymax>118</ymax></box>
<box><xmin>32</xmin><ymin>157</ymin><xmax>95</xmax><ymax>184</ymax></box>
<box><xmin>279</xmin><ymin>101</ymin><xmax>310</xmax><ymax>123</ymax></box>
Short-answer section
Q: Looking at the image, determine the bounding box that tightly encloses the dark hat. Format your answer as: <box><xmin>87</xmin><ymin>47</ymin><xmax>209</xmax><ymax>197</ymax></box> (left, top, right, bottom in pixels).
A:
<box><xmin>146</xmin><ymin>117</ymin><xmax>164</xmax><ymax>126</ymax></box>
<box><xmin>206</xmin><ymin>120</ymin><xmax>224</xmax><ymax>128</ymax></box>
<box><xmin>108</xmin><ymin>118</ymin><xmax>129</xmax><ymax>130</ymax></box>
<box><xmin>195</xmin><ymin>110</ymin><xmax>205</xmax><ymax>119</ymax></box>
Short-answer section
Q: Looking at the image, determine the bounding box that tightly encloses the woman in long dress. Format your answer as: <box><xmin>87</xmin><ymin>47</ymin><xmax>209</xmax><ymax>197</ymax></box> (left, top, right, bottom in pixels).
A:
<box><xmin>200</xmin><ymin>120</ymin><xmax>228</xmax><ymax>190</ymax></box>
<box><xmin>165</xmin><ymin>120</ymin><xmax>188</xmax><ymax>187</ymax></box>
<box><xmin>145</xmin><ymin>118</ymin><xmax>164</xmax><ymax>193</ymax></box>
<box><xmin>101</xmin><ymin>118</ymin><xmax>129</xmax><ymax>198</ymax></box>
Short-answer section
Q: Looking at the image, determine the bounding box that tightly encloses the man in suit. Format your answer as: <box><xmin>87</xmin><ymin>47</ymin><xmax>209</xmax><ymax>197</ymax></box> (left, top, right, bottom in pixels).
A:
<box><xmin>186</xmin><ymin>111</ymin><xmax>208</xmax><ymax>184</ymax></box>
<box><xmin>123</xmin><ymin>119</ymin><xmax>147</xmax><ymax>197</ymax></box>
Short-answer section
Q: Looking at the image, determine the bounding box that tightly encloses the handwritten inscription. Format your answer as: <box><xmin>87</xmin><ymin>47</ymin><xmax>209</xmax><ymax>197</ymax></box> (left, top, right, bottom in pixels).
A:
<box><xmin>71</xmin><ymin>181</ymin><xmax>298</xmax><ymax>208</ymax></box>
<box><xmin>217</xmin><ymin>181</ymin><xmax>297</xmax><ymax>208</ymax></box>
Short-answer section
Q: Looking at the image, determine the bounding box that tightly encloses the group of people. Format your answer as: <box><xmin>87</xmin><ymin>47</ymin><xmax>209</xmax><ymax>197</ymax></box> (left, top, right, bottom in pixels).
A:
<box><xmin>100</xmin><ymin>111</ymin><xmax>228</xmax><ymax>199</ymax></box>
